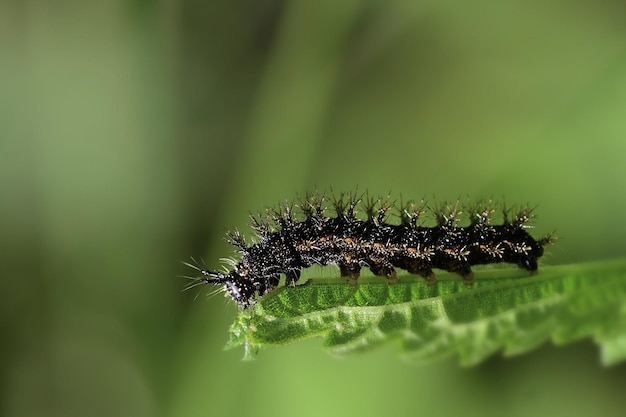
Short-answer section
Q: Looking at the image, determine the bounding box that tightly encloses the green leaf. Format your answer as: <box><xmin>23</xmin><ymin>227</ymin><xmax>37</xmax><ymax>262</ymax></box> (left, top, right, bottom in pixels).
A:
<box><xmin>225</xmin><ymin>259</ymin><xmax>626</xmax><ymax>365</ymax></box>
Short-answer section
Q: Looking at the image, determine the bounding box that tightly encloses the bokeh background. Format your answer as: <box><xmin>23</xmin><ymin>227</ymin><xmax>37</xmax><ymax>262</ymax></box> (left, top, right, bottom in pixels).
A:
<box><xmin>2</xmin><ymin>1</ymin><xmax>626</xmax><ymax>416</ymax></box>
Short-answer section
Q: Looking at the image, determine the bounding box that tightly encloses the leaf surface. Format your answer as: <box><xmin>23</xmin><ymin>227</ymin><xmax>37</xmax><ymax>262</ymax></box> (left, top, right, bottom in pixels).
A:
<box><xmin>226</xmin><ymin>260</ymin><xmax>626</xmax><ymax>365</ymax></box>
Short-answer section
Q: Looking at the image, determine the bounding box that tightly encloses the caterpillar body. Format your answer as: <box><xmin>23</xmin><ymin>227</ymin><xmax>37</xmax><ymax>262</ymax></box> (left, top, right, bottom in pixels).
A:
<box><xmin>188</xmin><ymin>192</ymin><xmax>552</xmax><ymax>309</ymax></box>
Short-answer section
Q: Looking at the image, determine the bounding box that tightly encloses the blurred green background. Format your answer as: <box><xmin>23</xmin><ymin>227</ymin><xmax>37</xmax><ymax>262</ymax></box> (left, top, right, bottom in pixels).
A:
<box><xmin>2</xmin><ymin>1</ymin><xmax>626</xmax><ymax>416</ymax></box>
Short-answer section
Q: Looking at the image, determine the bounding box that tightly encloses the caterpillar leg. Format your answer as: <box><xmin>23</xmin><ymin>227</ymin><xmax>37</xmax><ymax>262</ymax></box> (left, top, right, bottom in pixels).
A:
<box><xmin>369</xmin><ymin>261</ymin><xmax>398</xmax><ymax>283</ymax></box>
<box><xmin>404</xmin><ymin>260</ymin><xmax>436</xmax><ymax>284</ymax></box>
<box><xmin>339</xmin><ymin>262</ymin><xmax>361</xmax><ymax>284</ymax></box>
<box><xmin>450</xmin><ymin>262</ymin><xmax>474</xmax><ymax>284</ymax></box>
<box><xmin>285</xmin><ymin>268</ymin><xmax>301</xmax><ymax>287</ymax></box>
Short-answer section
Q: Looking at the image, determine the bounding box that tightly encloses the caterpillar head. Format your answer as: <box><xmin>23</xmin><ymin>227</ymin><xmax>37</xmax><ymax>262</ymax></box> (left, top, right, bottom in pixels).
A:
<box><xmin>200</xmin><ymin>270</ymin><xmax>257</xmax><ymax>309</ymax></box>
<box><xmin>516</xmin><ymin>235</ymin><xmax>551</xmax><ymax>272</ymax></box>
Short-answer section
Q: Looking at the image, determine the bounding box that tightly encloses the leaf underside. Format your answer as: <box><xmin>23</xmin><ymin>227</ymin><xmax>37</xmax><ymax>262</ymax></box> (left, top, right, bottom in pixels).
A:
<box><xmin>225</xmin><ymin>259</ymin><xmax>626</xmax><ymax>366</ymax></box>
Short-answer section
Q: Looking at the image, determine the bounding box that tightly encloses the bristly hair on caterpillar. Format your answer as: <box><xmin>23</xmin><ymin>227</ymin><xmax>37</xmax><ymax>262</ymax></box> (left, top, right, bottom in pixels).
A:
<box><xmin>185</xmin><ymin>191</ymin><xmax>554</xmax><ymax>309</ymax></box>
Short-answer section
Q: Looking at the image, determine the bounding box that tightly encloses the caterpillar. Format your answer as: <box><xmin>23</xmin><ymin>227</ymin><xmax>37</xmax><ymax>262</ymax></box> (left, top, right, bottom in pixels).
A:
<box><xmin>186</xmin><ymin>191</ymin><xmax>552</xmax><ymax>309</ymax></box>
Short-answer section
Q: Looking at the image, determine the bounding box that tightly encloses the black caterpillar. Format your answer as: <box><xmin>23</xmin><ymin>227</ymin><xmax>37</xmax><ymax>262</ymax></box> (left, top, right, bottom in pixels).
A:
<box><xmin>187</xmin><ymin>191</ymin><xmax>552</xmax><ymax>309</ymax></box>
